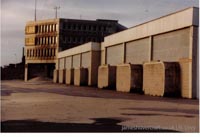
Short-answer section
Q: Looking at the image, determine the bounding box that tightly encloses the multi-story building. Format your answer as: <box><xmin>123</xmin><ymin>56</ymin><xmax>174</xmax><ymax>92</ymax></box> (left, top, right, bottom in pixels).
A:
<box><xmin>24</xmin><ymin>18</ymin><xmax>126</xmax><ymax>81</ymax></box>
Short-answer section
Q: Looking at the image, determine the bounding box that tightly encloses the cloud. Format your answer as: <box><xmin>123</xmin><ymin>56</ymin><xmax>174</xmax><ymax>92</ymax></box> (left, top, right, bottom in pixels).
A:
<box><xmin>1</xmin><ymin>0</ymin><xmax>199</xmax><ymax>66</ymax></box>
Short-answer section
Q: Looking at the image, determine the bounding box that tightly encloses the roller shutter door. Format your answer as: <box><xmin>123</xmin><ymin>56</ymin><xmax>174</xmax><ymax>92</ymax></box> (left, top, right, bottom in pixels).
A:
<box><xmin>59</xmin><ymin>58</ymin><xmax>65</xmax><ymax>69</ymax></box>
<box><xmin>65</xmin><ymin>56</ymin><xmax>72</xmax><ymax>69</ymax></box>
<box><xmin>153</xmin><ymin>28</ymin><xmax>190</xmax><ymax>61</ymax></box>
<box><xmin>81</xmin><ymin>52</ymin><xmax>91</xmax><ymax>68</ymax></box>
<box><xmin>72</xmin><ymin>54</ymin><xmax>80</xmax><ymax>69</ymax></box>
<box><xmin>106</xmin><ymin>44</ymin><xmax>124</xmax><ymax>65</ymax></box>
<box><xmin>126</xmin><ymin>38</ymin><xmax>149</xmax><ymax>64</ymax></box>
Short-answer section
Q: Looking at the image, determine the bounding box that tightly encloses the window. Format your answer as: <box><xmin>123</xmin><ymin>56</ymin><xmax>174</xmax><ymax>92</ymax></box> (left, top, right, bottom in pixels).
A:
<box><xmin>27</xmin><ymin>50</ymin><xmax>29</xmax><ymax>57</ymax></box>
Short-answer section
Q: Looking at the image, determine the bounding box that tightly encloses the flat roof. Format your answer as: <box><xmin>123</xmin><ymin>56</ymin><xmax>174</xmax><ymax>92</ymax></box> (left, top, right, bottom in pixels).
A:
<box><xmin>58</xmin><ymin>42</ymin><xmax>101</xmax><ymax>58</ymax></box>
<box><xmin>105</xmin><ymin>7</ymin><xmax>199</xmax><ymax>39</ymax></box>
<box><xmin>102</xmin><ymin>7</ymin><xmax>199</xmax><ymax>47</ymax></box>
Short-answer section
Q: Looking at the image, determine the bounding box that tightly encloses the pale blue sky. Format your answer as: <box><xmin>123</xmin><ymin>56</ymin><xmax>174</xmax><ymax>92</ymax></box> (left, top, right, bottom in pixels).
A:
<box><xmin>1</xmin><ymin>0</ymin><xmax>199</xmax><ymax>66</ymax></box>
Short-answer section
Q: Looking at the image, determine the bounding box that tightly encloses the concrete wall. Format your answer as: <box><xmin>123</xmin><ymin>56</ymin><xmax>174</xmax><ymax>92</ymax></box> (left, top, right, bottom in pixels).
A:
<box><xmin>65</xmin><ymin>68</ymin><xmax>74</xmax><ymax>85</ymax></box>
<box><xmin>116</xmin><ymin>64</ymin><xmax>143</xmax><ymax>92</ymax></box>
<box><xmin>74</xmin><ymin>68</ymin><xmax>88</xmax><ymax>86</ymax></box>
<box><xmin>143</xmin><ymin>62</ymin><xmax>180</xmax><ymax>97</ymax></box>
<box><xmin>57</xmin><ymin>42</ymin><xmax>101</xmax><ymax>86</ymax></box>
<box><xmin>98</xmin><ymin>65</ymin><xmax>116</xmax><ymax>89</ymax></box>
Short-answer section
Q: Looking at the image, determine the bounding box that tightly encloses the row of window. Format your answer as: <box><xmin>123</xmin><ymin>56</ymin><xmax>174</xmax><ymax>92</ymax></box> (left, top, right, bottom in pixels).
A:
<box><xmin>62</xmin><ymin>36</ymin><xmax>100</xmax><ymax>43</ymax></box>
<box><xmin>36</xmin><ymin>24</ymin><xmax>57</xmax><ymax>33</ymax></box>
<box><xmin>36</xmin><ymin>36</ymin><xmax>58</xmax><ymax>45</ymax></box>
<box><xmin>26</xmin><ymin>48</ymin><xmax>56</xmax><ymax>58</ymax></box>
<box><xmin>63</xmin><ymin>23</ymin><xmax>112</xmax><ymax>32</ymax></box>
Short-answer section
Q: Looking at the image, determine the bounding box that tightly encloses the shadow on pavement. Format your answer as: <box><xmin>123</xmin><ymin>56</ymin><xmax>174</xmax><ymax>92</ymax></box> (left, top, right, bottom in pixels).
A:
<box><xmin>1</xmin><ymin>118</ymin><xmax>178</xmax><ymax>132</ymax></box>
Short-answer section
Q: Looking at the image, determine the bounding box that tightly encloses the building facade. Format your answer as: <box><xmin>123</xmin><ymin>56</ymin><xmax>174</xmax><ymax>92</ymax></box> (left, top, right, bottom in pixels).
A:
<box><xmin>55</xmin><ymin>7</ymin><xmax>199</xmax><ymax>99</ymax></box>
<box><xmin>24</xmin><ymin>19</ymin><xmax>126</xmax><ymax>81</ymax></box>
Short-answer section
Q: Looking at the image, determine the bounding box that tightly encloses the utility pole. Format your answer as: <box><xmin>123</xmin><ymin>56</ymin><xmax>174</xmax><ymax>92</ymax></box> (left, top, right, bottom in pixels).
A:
<box><xmin>14</xmin><ymin>54</ymin><xmax>17</xmax><ymax>68</ymax></box>
<box><xmin>34</xmin><ymin>0</ymin><xmax>37</xmax><ymax>21</ymax></box>
<box><xmin>54</xmin><ymin>6</ymin><xmax>60</xmax><ymax>19</ymax></box>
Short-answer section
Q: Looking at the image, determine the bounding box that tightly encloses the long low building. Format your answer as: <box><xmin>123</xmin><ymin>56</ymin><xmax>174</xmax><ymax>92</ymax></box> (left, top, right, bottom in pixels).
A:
<box><xmin>55</xmin><ymin>42</ymin><xmax>101</xmax><ymax>86</ymax></box>
<box><xmin>55</xmin><ymin>7</ymin><xmax>199</xmax><ymax>99</ymax></box>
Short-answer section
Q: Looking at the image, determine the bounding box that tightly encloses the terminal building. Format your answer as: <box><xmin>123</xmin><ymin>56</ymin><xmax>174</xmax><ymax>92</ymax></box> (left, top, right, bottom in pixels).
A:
<box><xmin>24</xmin><ymin>19</ymin><xmax>126</xmax><ymax>81</ymax></box>
<box><xmin>55</xmin><ymin>7</ymin><xmax>199</xmax><ymax>99</ymax></box>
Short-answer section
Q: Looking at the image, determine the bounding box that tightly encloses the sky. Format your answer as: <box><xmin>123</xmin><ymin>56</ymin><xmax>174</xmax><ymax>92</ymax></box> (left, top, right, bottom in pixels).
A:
<box><xmin>0</xmin><ymin>0</ymin><xmax>199</xmax><ymax>67</ymax></box>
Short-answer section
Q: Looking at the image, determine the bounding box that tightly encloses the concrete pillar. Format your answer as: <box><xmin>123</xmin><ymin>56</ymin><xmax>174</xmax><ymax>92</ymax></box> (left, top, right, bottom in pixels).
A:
<box><xmin>58</xmin><ymin>69</ymin><xmax>66</xmax><ymax>84</ymax></box>
<box><xmin>149</xmin><ymin>36</ymin><xmax>153</xmax><ymax>61</ymax></box>
<box><xmin>53</xmin><ymin>69</ymin><xmax>58</xmax><ymax>83</ymax></box>
<box><xmin>65</xmin><ymin>68</ymin><xmax>74</xmax><ymax>85</ymax></box>
<box><xmin>143</xmin><ymin>61</ymin><xmax>180</xmax><ymax>97</ymax></box>
<box><xmin>123</xmin><ymin>43</ymin><xmax>126</xmax><ymax>63</ymax></box>
<box><xmin>89</xmin><ymin>51</ymin><xmax>101</xmax><ymax>86</ymax></box>
<box><xmin>98</xmin><ymin>65</ymin><xmax>116</xmax><ymax>89</ymax></box>
<box><xmin>24</xmin><ymin>64</ymin><xmax>28</xmax><ymax>82</ymax></box>
<box><xmin>179</xmin><ymin>58</ymin><xmax>193</xmax><ymax>98</ymax></box>
<box><xmin>116</xmin><ymin>64</ymin><xmax>143</xmax><ymax>93</ymax></box>
<box><xmin>190</xmin><ymin>26</ymin><xmax>198</xmax><ymax>99</ymax></box>
<box><xmin>74</xmin><ymin>68</ymin><xmax>88</xmax><ymax>86</ymax></box>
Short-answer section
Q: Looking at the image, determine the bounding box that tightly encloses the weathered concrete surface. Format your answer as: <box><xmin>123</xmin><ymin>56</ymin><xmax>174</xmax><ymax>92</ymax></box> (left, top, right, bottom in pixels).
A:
<box><xmin>98</xmin><ymin>65</ymin><xmax>116</xmax><ymax>89</ymax></box>
<box><xmin>1</xmin><ymin>80</ymin><xmax>199</xmax><ymax>132</ymax></box>
<box><xmin>58</xmin><ymin>69</ymin><xmax>66</xmax><ymax>84</ymax></box>
<box><xmin>143</xmin><ymin>62</ymin><xmax>180</xmax><ymax>97</ymax></box>
<box><xmin>179</xmin><ymin>58</ymin><xmax>192</xmax><ymax>98</ymax></box>
<box><xmin>53</xmin><ymin>69</ymin><xmax>58</xmax><ymax>83</ymax></box>
<box><xmin>74</xmin><ymin>68</ymin><xmax>88</xmax><ymax>86</ymax></box>
<box><xmin>116</xmin><ymin>64</ymin><xmax>143</xmax><ymax>93</ymax></box>
<box><xmin>65</xmin><ymin>68</ymin><xmax>74</xmax><ymax>85</ymax></box>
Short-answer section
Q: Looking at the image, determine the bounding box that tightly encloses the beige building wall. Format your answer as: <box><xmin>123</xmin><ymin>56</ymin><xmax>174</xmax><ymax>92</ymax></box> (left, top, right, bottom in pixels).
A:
<box><xmin>25</xmin><ymin>19</ymin><xmax>60</xmax><ymax>81</ymax></box>
<box><xmin>57</xmin><ymin>42</ymin><xmax>101</xmax><ymax>86</ymax></box>
<box><xmin>55</xmin><ymin>7</ymin><xmax>198</xmax><ymax>99</ymax></box>
<box><xmin>100</xmin><ymin>7</ymin><xmax>198</xmax><ymax>99</ymax></box>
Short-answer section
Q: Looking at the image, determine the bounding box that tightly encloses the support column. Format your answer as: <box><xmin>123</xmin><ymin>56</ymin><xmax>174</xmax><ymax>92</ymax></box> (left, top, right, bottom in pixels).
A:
<box><xmin>190</xmin><ymin>26</ymin><xmax>198</xmax><ymax>98</ymax></box>
<box><xmin>149</xmin><ymin>36</ymin><xmax>153</xmax><ymax>61</ymax></box>
<box><xmin>105</xmin><ymin>47</ymin><xmax>107</xmax><ymax>64</ymax></box>
<box><xmin>24</xmin><ymin>64</ymin><xmax>28</xmax><ymax>82</ymax></box>
<box><xmin>123</xmin><ymin>42</ymin><xmax>126</xmax><ymax>63</ymax></box>
<box><xmin>80</xmin><ymin>53</ymin><xmax>82</xmax><ymax>67</ymax></box>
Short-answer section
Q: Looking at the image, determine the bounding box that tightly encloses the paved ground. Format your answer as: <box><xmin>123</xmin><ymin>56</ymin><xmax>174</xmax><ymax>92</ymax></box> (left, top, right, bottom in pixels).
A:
<box><xmin>1</xmin><ymin>80</ymin><xmax>199</xmax><ymax>132</ymax></box>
